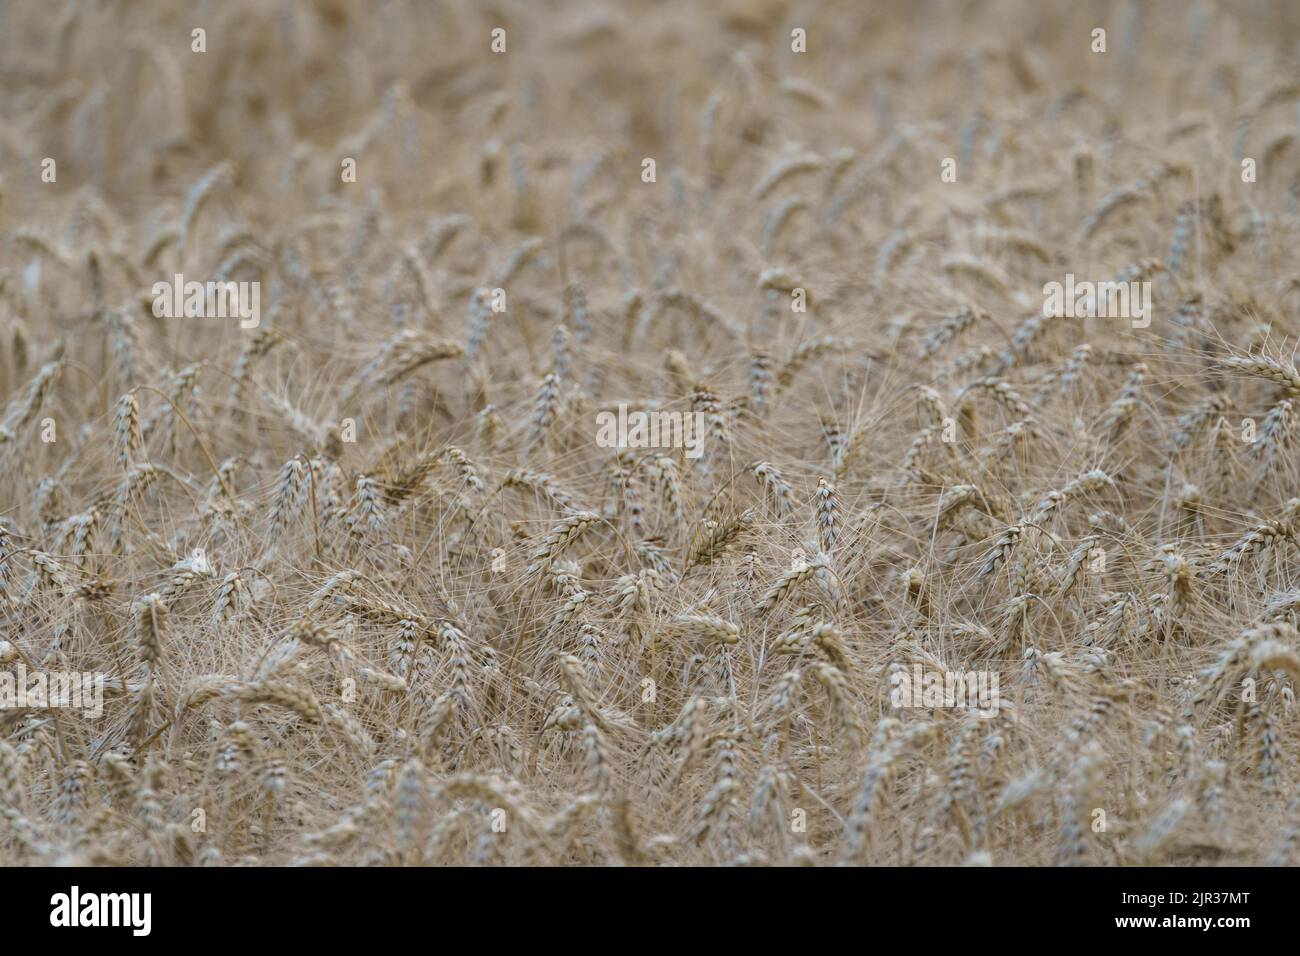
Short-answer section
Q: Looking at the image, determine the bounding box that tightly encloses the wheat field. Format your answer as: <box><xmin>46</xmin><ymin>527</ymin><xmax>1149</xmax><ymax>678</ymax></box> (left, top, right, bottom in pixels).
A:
<box><xmin>2</xmin><ymin>0</ymin><xmax>1300</xmax><ymax>867</ymax></box>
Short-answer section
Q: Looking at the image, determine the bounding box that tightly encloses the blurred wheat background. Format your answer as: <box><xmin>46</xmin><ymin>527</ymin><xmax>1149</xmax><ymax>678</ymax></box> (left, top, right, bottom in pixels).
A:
<box><xmin>2</xmin><ymin>0</ymin><xmax>1300</xmax><ymax>865</ymax></box>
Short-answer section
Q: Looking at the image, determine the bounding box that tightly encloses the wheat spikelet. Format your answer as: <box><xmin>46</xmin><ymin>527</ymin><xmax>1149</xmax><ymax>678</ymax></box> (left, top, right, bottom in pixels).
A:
<box><xmin>1220</xmin><ymin>355</ymin><xmax>1300</xmax><ymax>395</ymax></box>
